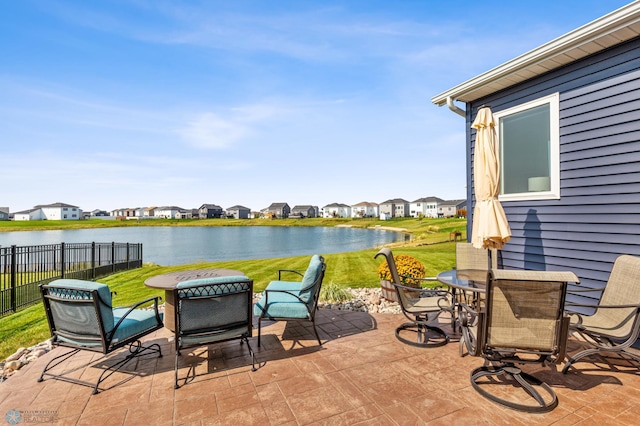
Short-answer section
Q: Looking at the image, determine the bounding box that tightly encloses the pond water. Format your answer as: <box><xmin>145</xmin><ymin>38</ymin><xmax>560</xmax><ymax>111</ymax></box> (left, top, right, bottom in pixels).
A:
<box><xmin>0</xmin><ymin>226</ymin><xmax>405</xmax><ymax>266</ymax></box>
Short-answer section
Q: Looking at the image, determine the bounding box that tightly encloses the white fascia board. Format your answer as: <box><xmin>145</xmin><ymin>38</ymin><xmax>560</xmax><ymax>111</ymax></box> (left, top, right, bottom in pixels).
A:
<box><xmin>431</xmin><ymin>1</ymin><xmax>640</xmax><ymax>106</ymax></box>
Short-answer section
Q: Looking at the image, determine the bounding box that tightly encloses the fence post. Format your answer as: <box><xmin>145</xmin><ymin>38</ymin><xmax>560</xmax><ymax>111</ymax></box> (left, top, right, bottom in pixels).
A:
<box><xmin>126</xmin><ymin>243</ymin><xmax>130</xmax><ymax>267</ymax></box>
<box><xmin>91</xmin><ymin>242</ymin><xmax>96</xmax><ymax>279</ymax></box>
<box><xmin>10</xmin><ymin>245</ymin><xmax>17</xmax><ymax>313</ymax></box>
<box><xmin>60</xmin><ymin>242</ymin><xmax>66</xmax><ymax>278</ymax></box>
<box><xmin>112</xmin><ymin>242</ymin><xmax>116</xmax><ymax>273</ymax></box>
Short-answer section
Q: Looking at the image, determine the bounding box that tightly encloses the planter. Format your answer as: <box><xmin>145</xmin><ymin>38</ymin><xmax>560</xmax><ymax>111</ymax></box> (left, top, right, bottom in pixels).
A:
<box><xmin>380</xmin><ymin>280</ymin><xmax>398</xmax><ymax>302</ymax></box>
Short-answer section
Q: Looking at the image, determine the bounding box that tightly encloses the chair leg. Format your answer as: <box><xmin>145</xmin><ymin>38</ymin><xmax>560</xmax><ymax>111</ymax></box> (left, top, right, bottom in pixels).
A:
<box><xmin>257</xmin><ymin>317</ymin><xmax>262</xmax><ymax>347</ymax></box>
<box><xmin>563</xmin><ymin>347</ymin><xmax>640</xmax><ymax>374</ymax></box>
<box><xmin>471</xmin><ymin>364</ymin><xmax>558</xmax><ymax>413</ymax></box>
<box><xmin>395</xmin><ymin>322</ymin><xmax>449</xmax><ymax>348</ymax></box>
<box><xmin>243</xmin><ymin>336</ymin><xmax>257</xmax><ymax>371</ymax></box>
<box><xmin>38</xmin><ymin>342</ymin><xmax>162</xmax><ymax>394</ymax></box>
<box><xmin>38</xmin><ymin>348</ymin><xmax>80</xmax><ymax>383</ymax></box>
<box><xmin>310</xmin><ymin>320</ymin><xmax>322</xmax><ymax>346</ymax></box>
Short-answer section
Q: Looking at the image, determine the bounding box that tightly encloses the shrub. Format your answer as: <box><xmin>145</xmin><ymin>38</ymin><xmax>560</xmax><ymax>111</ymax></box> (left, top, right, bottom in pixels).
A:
<box><xmin>320</xmin><ymin>281</ymin><xmax>352</xmax><ymax>303</ymax></box>
<box><xmin>378</xmin><ymin>254</ymin><xmax>425</xmax><ymax>288</ymax></box>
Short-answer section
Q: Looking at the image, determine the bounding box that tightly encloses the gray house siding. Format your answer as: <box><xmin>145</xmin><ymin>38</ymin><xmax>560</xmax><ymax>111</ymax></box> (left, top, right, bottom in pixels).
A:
<box><xmin>467</xmin><ymin>36</ymin><xmax>640</xmax><ymax>290</ymax></box>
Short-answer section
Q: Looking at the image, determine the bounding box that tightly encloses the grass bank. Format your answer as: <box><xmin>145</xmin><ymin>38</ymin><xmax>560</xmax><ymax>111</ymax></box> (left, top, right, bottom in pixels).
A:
<box><xmin>0</xmin><ymin>217</ymin><xmax>465</xmax><ymax>359</ymax></box>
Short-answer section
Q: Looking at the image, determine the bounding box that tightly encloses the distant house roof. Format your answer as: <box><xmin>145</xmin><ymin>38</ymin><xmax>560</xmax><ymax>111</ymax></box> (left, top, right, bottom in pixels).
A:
<box><xmin>267</xmin><ymin>203</ymin><xmax>290</xmax><ymax>212</ymax></box>
<box><xmin>379</xmin><ymin>198</ymin><xmax>409</xmax><ymax>205</ymax></box>
<box><xmin>156</xmin><ymin>206</ymin><xmax>184</xmax><ymax>211</ymax></box>
<box><xmin>412</xmin><ymin>197</ymin><xmax>445</xmax><ymax>203</ymax></box>
<box><xmin>440</xmin><ymin>199</ymin><xmax>466</xmax><ymax>207</ymax></box>
<box><xmin>352</xmin><ymin>201</ymin><xmax>378</xmax><ymax>207</ymax></box>
<box><xmin>34</xmin><ymin>202</ymin><xmax>79</xmax><ymax>209</ymax></box>
<box><xmin>323</xmin><ymin>203</ymin><xmax>350</xmax><ymax>208</ymax></box>
<box><xmin>200</xmin><ymin>204</ymin><xmax>223</xmax><ymax>210</ymax></box>
<box><xmin>14</xmin><ymin>208</ymin><xmax>38</xmax><ymax>214</ymax></box>
<box><xmin>227</xmin><ymin>205</ymin><xmax>250</xmax><ymax>210</ymax></box>
<box><xmin>432</xmin><ymin>2</ymin><xmax>640</xmax><ymax>106</ymax></box>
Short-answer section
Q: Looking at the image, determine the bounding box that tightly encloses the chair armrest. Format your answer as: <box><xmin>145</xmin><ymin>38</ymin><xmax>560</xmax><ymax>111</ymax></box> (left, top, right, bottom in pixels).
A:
<box><xmin>399</xmin><ymin>274</ymin><xmax>438</xmax><ymax>283</ymax></box>
<box><xmin>111</xmin><ymin>296</ymin><xmax>163</xmax><ymax>333</ymax></box>
<box><xmin>277</xmin><ymin>269</ymin><xmax>304</xmax><ymax>280</ymax></box>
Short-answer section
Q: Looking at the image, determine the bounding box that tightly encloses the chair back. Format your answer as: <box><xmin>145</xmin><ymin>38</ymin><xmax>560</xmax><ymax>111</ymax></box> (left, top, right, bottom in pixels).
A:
<box><xmin>593</xmin><ymin>255</ymin><xmax>640</xmax><ymax>339</ymax></box>
<box><xmin>299</xmin><ymin>255</ymin><xmax>326</xmax><ymax>304</ymax></box>
<box><xmin>456</xmin><ymin>243</ymin><xmax>489</xmax><ymax>271</ymax></box>
<box><xmin>479</xmin><ymin>270</ymin><xmax>577</xmax><ymax>361</ymax></box>
<box><xmin>40</xmin><ymin>279</ymin><xmax>115</xmax><ymax>350</ymax></box>
<box><xmin>174</xmin><ymin>276</ymin><xmax>253</xmax><ymax>348</ymax></box>
<box><xmin>374</xmin><ymin>248</ymin><xmax>402</xmax><ymax>284</ymax></box>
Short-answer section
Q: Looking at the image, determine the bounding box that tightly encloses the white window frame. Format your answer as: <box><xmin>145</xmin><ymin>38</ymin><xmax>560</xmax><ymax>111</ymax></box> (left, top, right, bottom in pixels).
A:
<box><xmin>494</xmin><ymin>92</ymin><xmax>560</xmax><ymax>202</ymax></box>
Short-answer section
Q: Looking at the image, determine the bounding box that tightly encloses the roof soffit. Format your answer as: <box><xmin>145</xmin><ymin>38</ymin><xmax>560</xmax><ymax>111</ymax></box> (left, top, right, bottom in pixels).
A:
<box><xmin>431</xmin><ymin>2</ymin><xmax>640</xmax><ymax>105</ymax></box>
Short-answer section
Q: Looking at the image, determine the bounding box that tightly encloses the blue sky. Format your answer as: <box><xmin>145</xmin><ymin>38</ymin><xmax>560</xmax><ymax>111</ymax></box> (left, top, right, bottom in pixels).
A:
<box><xmin>1</xmin><ymin>0</ymin><xmax>632</xmax><ymax>213</ymax></box>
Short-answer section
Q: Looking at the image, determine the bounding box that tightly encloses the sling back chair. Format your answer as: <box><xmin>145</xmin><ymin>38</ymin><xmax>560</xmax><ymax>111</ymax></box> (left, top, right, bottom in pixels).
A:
<box><xmin>375</xmin><ymin>248</ymin><xmax>453</xmax><ymax>347</ymax></box>
<box><xmin>469</xmin><ymin>269</ymin><xmax>578</xmax><ymax>413</ymax></box>
<box><xmin>39</xmin><ymin>279</ymin><xmax>163</xmax><ymax>394</ymax></box>
<box><xmin>173</xmin><ymin>275</ymin><xmax>256</xmax><ymax>388</ymax></box>
<box><xmin>563</xmin><ymin>254</ymin><xmax>640</xmax><ymax>373</ymax></box>
<box><xmin>455</xmin><ymin>242</ymin><xmax>490</xmax><ymax>355</ymax></box>
<box><xmin>254</xmin><ymin>255</ymin><xmax>326</xmax><ymax>347</ymax></box>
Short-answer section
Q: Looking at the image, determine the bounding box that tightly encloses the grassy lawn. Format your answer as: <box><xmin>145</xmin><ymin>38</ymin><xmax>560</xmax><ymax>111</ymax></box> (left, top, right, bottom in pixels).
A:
<box><xmin>0</xmin><ymin>217</ymin><xmax>465</xmax><ymax>360</ymax></box>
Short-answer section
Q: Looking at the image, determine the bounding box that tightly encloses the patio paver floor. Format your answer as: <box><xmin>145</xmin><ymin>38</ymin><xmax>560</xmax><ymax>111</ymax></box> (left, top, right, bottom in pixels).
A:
<box><xmin>2</xmin><ymin>309</ymin><xmax>640</xmax><ymax>425</ymax></box>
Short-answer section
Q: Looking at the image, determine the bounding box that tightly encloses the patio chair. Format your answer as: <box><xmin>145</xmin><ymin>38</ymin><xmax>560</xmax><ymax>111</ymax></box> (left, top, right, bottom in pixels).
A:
<box><xmin>455</xmin><ymin>242</ymin><xmax>489</xmax><ymax>356</ymax></box>
<box><xmin>563</xmin><ymin>254</ymin><xmax>640</xmax><ymax>373</ymax></box>
<box><xmin>375</xmin><ymin>248</ymin><xmax>453</xmax><ymax>347</ymax></box>
<box><xmin>469</xmin><ymin>269</ymin><xmax>578</xmax><ymax>413</ymax></box>
<box><xmin>38</xmin><ymin>279</ymin><xmax>163</xmax><ymax>394</ymax></box>
<box><xmin>173</xmin><ymin>275</ymin><xmax>255</xmax><ymax>388</ymax></box>
<box><xmin>254</xmin><ymin>255</ymin><xmax>326</xmax><ymax>347</ymax></box>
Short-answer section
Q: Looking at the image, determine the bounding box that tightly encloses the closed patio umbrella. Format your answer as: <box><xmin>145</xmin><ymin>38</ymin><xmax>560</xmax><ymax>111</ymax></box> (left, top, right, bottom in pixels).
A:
<box><xmin>471</xmin><ymin>106</ymin><xmax>511</xmax><ymax>250</ymax></box>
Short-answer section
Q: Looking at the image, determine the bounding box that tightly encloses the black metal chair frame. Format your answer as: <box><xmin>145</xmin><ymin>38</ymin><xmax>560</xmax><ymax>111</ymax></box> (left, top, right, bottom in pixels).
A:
<box><xmin>375</xmin><ymin>248</ymin><xmax>453</xmax><ymax>348</ymax></box>
<box><xmin>256</xmin><ymin>257</ymin><xmax>326</xmax><ymax>347</ymax></box>
<box><xmin>38</xmin><ymin>283</ymin><xmax>163</xmax><ymax>394</ymax></box>
<box><xmin>174</xmin><ymin>278</ymin><xmax>256</xmax><ymax>388</ymax></box>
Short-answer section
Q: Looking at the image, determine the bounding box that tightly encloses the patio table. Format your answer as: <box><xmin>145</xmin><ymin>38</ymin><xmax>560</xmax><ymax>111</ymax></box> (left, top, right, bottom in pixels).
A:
<box><xmin>145</xmin><ymin>268</ymin><xmax>244</xmax><ymax>331</ymax></box>
<box><xmin>437</xmin><ymin>268</ymin><xmax>488</xmax><ymax>334</ymax></box>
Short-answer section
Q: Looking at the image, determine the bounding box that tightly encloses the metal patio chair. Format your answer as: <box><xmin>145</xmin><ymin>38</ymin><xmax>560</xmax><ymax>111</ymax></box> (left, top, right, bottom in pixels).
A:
<box><xmin>563</xmin><ymin>254</ymin><xmax>640</xmax><ymax>373</ymax></box>
<box><xmin>38</xmin><ymin>279</ymin><xmax>163</xmax><ymax>394</ymax></box>
<box><xmin>254</xmin><ymin>255</ymin><xmax>326</xmax><ymax>347</ymax></box>
<box><xmin>469</xmin><ymin>269</ymin><xmax>578</xmax><ymax>413</ymax></box>
<box><xmin>173</xmin><ymin>275</ymin><xmax>256</xmax><ymax>388</ymax></box>
<box><xmin>375</xmin><ymin>248</ymin><xmax>453</xmax><ymax>347</ymax></box>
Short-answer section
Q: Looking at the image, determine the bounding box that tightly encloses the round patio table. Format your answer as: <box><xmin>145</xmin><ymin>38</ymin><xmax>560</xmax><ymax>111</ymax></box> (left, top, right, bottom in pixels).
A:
<box><xmin>145</xmin><ymin>268</ymin><xmax>244</xmax><ymax>331</ymax></box>
<box><xmin>437</xmin><ymin>269</ymin><xmax>487</xmax><ymax>296</ymax></box>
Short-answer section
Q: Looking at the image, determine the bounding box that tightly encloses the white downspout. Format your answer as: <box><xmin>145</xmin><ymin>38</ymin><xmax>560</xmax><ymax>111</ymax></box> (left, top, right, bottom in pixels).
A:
<box><xmin>447</xmin><ymin>96</ymin><xmax>466</xmax><ymax>118</ymax></box>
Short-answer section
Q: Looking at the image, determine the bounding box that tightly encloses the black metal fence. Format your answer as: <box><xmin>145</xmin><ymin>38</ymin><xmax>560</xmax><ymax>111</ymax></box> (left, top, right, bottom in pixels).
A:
<box><xmin>0</xmin><ymin>242</ymin><xmax>143</xmax><ymax>317</ymax></box>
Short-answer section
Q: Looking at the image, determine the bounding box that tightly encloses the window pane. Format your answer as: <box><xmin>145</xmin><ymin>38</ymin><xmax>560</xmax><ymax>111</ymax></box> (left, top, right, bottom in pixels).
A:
<box><xmin>500</xmin><ymin>103</ymin><xmax>550</xmax><ymax>194</ymax></box>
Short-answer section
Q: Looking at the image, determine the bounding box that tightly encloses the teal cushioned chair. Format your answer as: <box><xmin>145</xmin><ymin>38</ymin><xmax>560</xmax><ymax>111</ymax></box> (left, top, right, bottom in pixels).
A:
<box><xmin>173</xmin><ymin>275</ymin><xmax>256</xmax><ymax>388</ymax></box>
<box><xmin>38</xmin><ymin>279</ymin><xmax>163</xmax><ymax>394</ymax></box>
<box><xmin>254</xmin><ymin>255</ymin><xmax>326</xmax><ymax>347</ymax></box>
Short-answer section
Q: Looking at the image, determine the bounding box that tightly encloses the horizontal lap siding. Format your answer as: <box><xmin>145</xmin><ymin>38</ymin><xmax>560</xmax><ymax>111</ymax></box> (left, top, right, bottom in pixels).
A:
<box><xmin>467</xmin><ymin>36</ymin><xmax>640</xmax><ymax>290</ymax></box>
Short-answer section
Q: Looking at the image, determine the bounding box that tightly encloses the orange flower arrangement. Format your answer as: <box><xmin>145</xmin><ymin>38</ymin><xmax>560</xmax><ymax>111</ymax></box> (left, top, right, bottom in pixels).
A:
<box><xmin>378</xmin><ymin>254</ymin><xmax>425</xmax><ymax>288</ymax></box>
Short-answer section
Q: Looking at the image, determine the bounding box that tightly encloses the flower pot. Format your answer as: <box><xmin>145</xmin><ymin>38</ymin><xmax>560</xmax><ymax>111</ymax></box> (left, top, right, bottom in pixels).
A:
<box><xmin>380</xmin><ymin>279</ymin><xmax>398</xmax><ymax>302</ymax></box>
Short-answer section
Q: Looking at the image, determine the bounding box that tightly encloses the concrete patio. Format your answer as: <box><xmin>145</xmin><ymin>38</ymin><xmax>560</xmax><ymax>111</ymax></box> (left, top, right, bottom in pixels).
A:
<box><xmin>2</xmin><ymin>309</ymin><xmax>640</xmax><ymax>425</ymax></box>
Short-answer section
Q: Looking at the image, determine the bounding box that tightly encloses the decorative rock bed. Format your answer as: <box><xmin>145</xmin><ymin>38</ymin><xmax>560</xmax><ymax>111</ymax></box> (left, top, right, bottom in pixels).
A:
<box><xmin>0</xmin><ymin>287</ymin><xmax>400</xmax><ymax>382</ymax></box>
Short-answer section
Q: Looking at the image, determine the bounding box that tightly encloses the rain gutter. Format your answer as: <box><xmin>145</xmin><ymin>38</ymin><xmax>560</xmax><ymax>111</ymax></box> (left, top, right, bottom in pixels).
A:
<box><xmin>446</xmin><ymin>96</ymin><xmax>465</xmax><ymax>118</ymax></box>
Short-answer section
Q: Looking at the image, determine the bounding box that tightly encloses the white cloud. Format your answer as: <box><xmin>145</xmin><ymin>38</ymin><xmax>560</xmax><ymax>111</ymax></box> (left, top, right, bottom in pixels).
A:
<box><xmin>179</xmin><ymin>112</ymin><xmax>248</xmax><ymax>149</ymax></box>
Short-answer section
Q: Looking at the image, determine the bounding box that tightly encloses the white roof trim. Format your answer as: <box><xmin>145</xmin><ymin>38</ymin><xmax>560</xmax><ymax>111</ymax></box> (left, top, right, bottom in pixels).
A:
<box><xmin>432</xmin><ymin>1</ymin><xmax>640</xmax><ymax>106</ymax></box>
